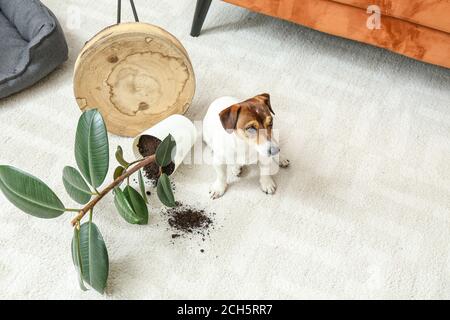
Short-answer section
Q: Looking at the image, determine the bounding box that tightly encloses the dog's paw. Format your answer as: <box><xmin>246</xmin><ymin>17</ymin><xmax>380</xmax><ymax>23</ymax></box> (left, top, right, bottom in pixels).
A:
<box><xmin>260</xmin><ymin>176</ymin><xmax>277</xmax><ymax>194</ymax></box>
<box><xmin>279</xmin><ymin>158</ymin><xmax>290</xmax><ymax>168</ymax></box>
<box><xmin>209</xmin><ymin>181</ymin><xmax>227</xmax><ymax>199</ymax></box>
<box><xmin>231</xmin><ymin>165</ymin><xmax>243</xmax><ymax>177</ymax></box>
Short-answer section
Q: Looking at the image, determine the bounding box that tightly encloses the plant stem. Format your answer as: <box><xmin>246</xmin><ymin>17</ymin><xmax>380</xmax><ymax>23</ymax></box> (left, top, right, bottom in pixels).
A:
<box><xmin>70</xmin><ymin>155</ymin><xmax>155</xmax><ymax>226</ymax></box>
<box><xmin>66</xmin><ymin>208</ymin><xmax>82</xmax><ymax>212</ymax></box>
<box><xmin>128</xmin><ymin>158</ymin><xmax>146</xmax><ymax>167</ymax></box>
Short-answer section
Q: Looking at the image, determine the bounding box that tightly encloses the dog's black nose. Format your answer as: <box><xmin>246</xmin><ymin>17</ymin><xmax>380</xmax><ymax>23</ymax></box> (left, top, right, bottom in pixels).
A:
<box><xmin>270</xmin><ymin>146</ymin><xmax>280</xmax><ymax>156</ymax></box>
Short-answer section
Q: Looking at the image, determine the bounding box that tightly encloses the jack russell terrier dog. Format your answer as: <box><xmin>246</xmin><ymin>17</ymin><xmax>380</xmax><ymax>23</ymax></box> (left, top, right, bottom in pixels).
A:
<box><xmin>203</xmin><ymin>94</ymin><xmax>290</xmax><ymax>199</ymax></box>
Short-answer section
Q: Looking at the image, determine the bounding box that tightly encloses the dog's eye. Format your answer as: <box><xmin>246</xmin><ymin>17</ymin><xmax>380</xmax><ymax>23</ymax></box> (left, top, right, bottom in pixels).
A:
<box><xmin>246</xmin><ymin>126</ymin><xmax>257</xmax><ymax>135</ymax></box>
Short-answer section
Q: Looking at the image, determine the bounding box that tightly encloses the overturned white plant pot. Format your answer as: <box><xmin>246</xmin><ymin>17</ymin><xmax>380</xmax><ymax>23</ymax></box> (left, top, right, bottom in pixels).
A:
<box><xmin>132</xmin><ymin>115</ymin><xmax>197</xmax><ymax>173</ymax></box>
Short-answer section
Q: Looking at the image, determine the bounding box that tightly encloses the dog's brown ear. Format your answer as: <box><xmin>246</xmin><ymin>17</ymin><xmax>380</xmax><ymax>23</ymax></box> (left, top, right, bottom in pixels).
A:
<box><xmin>257</xmin><ymin>93</ymin><xmax>275</xmax><ymax>115</ymax></box>
<box><xmin>219</xmin><ymin>104</ymin><xmax>241</xmax><ymax>133</ymax></box>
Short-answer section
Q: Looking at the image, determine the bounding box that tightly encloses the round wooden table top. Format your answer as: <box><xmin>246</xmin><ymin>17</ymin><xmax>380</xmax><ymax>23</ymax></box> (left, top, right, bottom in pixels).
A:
<box><xmin>73</xmin><ymin>23</ymin><xmax>196</xmax><ymax>137</ymax></box>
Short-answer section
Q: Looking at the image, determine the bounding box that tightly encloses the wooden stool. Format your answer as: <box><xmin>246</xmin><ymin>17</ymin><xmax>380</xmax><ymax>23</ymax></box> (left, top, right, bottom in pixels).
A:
<box><xmin>74</xmin><ymin>1</ymin><xmax>195</xmax><ymax>137</ymax></box>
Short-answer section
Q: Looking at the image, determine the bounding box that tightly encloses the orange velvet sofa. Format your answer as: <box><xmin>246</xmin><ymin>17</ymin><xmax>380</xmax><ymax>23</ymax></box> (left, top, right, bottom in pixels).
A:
<box><xmin>191</xmin><ymin>0</ymin><xmax>450</xmax><ymax>69</ymax></box>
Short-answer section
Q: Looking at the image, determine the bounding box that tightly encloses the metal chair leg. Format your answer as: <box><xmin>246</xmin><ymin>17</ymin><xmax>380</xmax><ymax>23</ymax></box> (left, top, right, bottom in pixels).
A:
<box><xmin>190</xmin><ymin>0</ymin><xmax>212</xmax><ymax>37</ymax></box>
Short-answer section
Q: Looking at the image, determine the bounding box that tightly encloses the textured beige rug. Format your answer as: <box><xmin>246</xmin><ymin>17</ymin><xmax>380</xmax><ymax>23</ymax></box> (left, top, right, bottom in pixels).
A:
<box><xmin>1</xmin><ymin>0</ymin><xmax>449</xmax><ymax>299</ymax></box>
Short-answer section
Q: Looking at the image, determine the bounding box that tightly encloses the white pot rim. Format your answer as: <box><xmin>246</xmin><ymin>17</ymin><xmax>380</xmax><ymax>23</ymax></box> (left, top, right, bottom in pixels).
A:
<box><xmin>132</xmin><ymin>115</ymin><xmax>197</xmax><ymax>171</ymax></box>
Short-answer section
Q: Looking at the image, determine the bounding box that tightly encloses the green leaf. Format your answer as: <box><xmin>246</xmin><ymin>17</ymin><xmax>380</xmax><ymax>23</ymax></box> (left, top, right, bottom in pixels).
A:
<box><xmin>113</xmin><ymin>187</ymin><xmax>141</xmax><ymax>224</ymax></box>
<box><xmin>155</xmin><ymin>134</ymin><xmax>176</xmax><ymax>167</ymax></box>
<box><xmin>0</xmin><ymin>165</ymin><xmax>65</xmax><ymax>219</ymax></box>
<box><xmin>78</xmin><ymin>221</ymin><xmax>109</xmax><ymax>294</ymax></box>
<box><xmin>113</xmin><ymin>166</ymin><xmax>125</xmax><ymax>180</ymax></box>
<box><xmin>115</xmin><ymin>146</ymin><xmax>129</xmax><ymax>168</ymax></box>
<box><xmin>123</xmin><ymin>186</ymin><xmax>148</xmax><ymax>225</ymax></box>
<box><xmin>63</xmin><ymin>166</ymin><xmax>92</xmax><ymax>205</ymax></box>
<box><xmin>157</xmin><ymin>173</ymin><xmax>176</xmax><ymax>207</ymax></box>
<box><xmin>138</xmin><ymin>170</ymin><xmax>148</xmax><ymax>204</ymax></box>
<box><xmin>71</xmin><ymin>227</ymin><xmax>88</xmax><ymax>291</ymax></box>
<box><xmin>75</xmin><ymin>109</ymin><xmax>109</xmax><ymax>188</ymax></box>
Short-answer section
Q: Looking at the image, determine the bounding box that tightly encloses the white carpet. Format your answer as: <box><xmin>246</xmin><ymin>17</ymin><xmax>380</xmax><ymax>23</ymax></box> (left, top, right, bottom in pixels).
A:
<box><xmin>1</xmin><ymin>0</ymin><xmax>450</xmax><ymax>299</ymax></box>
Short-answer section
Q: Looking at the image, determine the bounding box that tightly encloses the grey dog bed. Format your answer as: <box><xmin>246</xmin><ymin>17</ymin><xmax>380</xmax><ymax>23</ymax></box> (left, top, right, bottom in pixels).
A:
<box><xmin>0</xmin><ymin>0</ymin><xmax>68</xmax><ymax>99</ymax></box>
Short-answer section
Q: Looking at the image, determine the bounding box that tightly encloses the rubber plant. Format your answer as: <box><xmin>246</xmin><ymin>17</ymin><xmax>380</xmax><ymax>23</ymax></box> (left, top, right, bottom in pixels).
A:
<box><xmin>0</xmin><ymin>110</ymin><xmax>177</xmax><ymax>294</ymax></box>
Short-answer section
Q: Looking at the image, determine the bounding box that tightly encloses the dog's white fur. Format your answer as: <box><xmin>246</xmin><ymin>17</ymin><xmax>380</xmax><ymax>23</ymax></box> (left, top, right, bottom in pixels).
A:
<box><xmin>203</xmin><ymin>96</ymin><xmax>290</xmax><ymax>199</ymax></box>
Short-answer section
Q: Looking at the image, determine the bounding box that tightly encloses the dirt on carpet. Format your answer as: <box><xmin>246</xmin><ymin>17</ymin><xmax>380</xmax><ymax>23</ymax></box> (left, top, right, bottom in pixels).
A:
<box><xmin>164</xmin><ymin>202</ymin><xmax>215</xmax><ymax>241</ymax></box>
<box><xmin>136</xmin><ymin>138</ymin><xmax>216</xmax><ymax>246</ymax></box>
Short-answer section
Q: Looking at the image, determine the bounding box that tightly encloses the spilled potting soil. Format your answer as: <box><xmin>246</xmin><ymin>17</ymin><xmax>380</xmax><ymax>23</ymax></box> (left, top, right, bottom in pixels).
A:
<box><xmin>135</xmin><ymin>155</ymin><xmax>216</xmax><ymax>247</ymax></box>
<box><xmin>164</xmin><ymin>202</ymin><xmax>215</xmax><ymax>241</ymax></box>
<box><xmin>137</xmin><ymin>135</ymin><xmax>175</xmax><ymax>185</ymax></box>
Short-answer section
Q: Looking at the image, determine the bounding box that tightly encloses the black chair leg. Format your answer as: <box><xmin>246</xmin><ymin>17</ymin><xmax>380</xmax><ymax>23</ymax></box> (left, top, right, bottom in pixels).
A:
<box><xmin>190</xmin><ymin>0</ymin><xmax>212</xmax><ymax>37</ymax></box>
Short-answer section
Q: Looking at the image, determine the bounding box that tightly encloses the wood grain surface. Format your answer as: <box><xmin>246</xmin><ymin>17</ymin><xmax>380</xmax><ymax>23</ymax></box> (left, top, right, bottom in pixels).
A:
<box><xmin>74</xmin><ymin>23</ymin><xmax>195</xmax><ymax>137</ymax></box>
